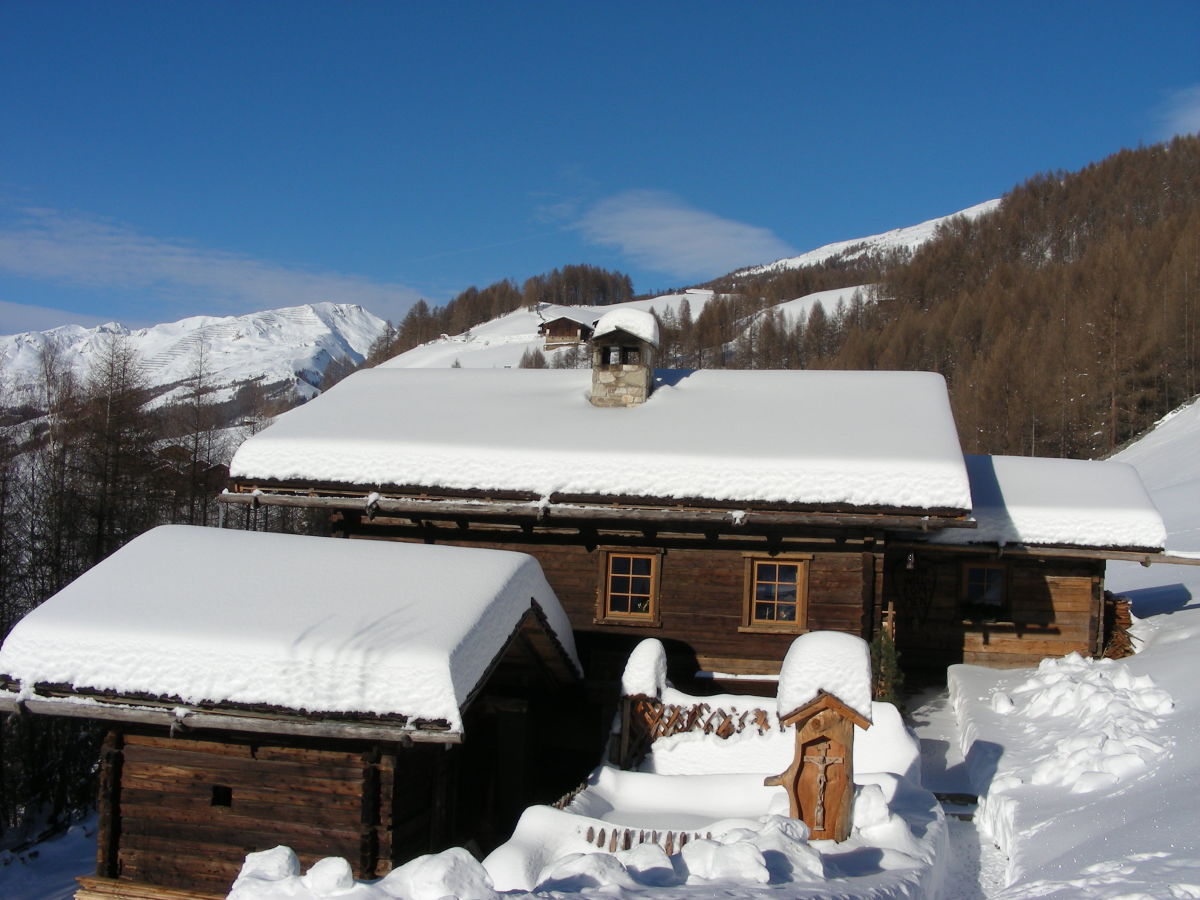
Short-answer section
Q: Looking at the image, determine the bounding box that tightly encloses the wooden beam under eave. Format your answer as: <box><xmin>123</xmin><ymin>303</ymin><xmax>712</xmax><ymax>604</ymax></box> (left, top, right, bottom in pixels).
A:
<box><xmin>0</xmin><ymin>695</ymin><xmax>462</xmax><ymax>745</ymax></box>
<box><xmin>219</xmin><ymin>489</ymin><xmax>974</xmax><ymax>534</ymax></box>
<box><xmin>891</xmin><ymin>541</ymin><xmax>1200</xmax><ymax>566</ymax></box>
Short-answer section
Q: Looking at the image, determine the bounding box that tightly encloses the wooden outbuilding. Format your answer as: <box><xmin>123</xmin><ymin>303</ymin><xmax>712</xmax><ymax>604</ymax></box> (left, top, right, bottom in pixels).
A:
<box><xmin>0</xmin><ymin>526</ymin><xmax>584</xmax><ymax>899</ymax></box>
<box><xmin>537</xmin><ymin>314</ymin><xmax>594</xmax><ymax>348</ymax></box>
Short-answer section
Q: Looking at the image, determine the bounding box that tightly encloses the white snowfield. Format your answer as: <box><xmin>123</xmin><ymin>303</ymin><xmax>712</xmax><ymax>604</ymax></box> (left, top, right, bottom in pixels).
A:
<box><xmin>737</xmin><ymin>200</ymin><xmax>1002</xmax><ymax>277</ymax></box>
<box><xmin>0</xmin><ymin>525</ymin><xmax>578</xmax><ymax>731</ymax></box>
<box><xmin>0</xmin><ymin>301</ymin><xmax>384</xmax><ymax>408</ymax></box>
<box><xmin>230</xmin><ymin>368</ymin><xmax>972</xmax><ymax>511</ymax></box>
<box><xmin>931</xmin><ymin>454</ymin><xmax>1167</xmax><ymax>550</ymax></box>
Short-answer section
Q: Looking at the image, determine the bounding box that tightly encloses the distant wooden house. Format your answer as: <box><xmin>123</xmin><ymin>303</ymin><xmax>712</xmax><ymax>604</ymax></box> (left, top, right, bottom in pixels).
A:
<box><xmin>221</xmin><ymin>310</ymin><xmax>1183</xmax><ymax>687</ymax></box>
<box><xmin>0</xmin><ymin>526</ymin><xmax>583</xmax><ymax>899</ymax></box>
<box><xmin>537</xmin><ymin>314</ymin><xmax>594</xmax><ymax>349</ymax></box>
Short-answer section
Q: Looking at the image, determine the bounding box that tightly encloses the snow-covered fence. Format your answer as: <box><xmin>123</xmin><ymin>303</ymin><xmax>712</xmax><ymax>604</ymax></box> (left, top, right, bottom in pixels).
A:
<box><xmin>616</xmin><ymin>696</ymin><xmax>778</xmax><ymax>768</ymax></box>
<box><xmin>581</xmin><ymin>824</ymin><xmax>714</xmax><ymax>856</ymax></box>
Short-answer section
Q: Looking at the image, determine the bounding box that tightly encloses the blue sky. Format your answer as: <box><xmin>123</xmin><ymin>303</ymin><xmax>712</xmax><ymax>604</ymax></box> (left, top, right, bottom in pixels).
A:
<box><xmin>1</xmin><ymin>1</ymin><xmax>1198</xmax><ymax>333</ymax></box>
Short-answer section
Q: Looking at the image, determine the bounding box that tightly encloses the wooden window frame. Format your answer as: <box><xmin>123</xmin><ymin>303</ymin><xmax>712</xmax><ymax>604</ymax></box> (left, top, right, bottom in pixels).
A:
<box><xmin>960</xmin><ymin>561</ymin><xmax>1010</xmax><ymax>622</ymax></box>
<box><xmin>740</xmin><ymin>553</ymin><xmax>811</xmax><ymax>634</ymax></box>
<box><xmin>595</xmin><ymin>548</ymin><xmax>662</xmax><ymax>627</ymax></box>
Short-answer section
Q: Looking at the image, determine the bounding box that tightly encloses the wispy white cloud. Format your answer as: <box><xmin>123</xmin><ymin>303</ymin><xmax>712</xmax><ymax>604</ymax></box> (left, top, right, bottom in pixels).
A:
<box><xmin>0</xmin><ymin>208</ymin><xmax>423</xmax><ymax>323</ymax></box>
<box><xmin>575</xmin><ymin>190</ymin><xmax>795</xmax><ymax>281</ymax></box>
<box><xmin>1157</xmin><ymin>84</ymin><xmax>1200</xmax><ymax>139</ymax></box>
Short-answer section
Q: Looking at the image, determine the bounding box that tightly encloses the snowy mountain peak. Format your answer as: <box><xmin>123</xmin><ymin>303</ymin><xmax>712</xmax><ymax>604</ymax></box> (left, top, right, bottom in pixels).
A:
<box><xmin>736</xmin><ymin>199</ymin><xmax>1002</xmax><ymax>277</ymax></box>
<box><xmin>0</xmin><ymin>302</ymin><xmax>385</xmax><ymax>410</ymax></box>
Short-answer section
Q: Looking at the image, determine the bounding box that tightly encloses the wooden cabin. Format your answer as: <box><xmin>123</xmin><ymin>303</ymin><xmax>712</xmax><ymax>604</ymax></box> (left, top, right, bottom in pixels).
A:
<box><xmin>537</xmin><ymin>314</ymin><xmax>594</xmax><ymax>349</ymax></box>
<box><xmin>887</xmin><ymin>453</ymin><xmax>1170</xmax><ymax>673</ymax></box>
<box><xmin>0</xmin><ymin>527</ymin><xmax>584</xmax><ymax>899</ymax></box>
<box><xmin>221</xmin><ymin>311</ymin><xmax>1172</xmax><ymax>689</ymax></box>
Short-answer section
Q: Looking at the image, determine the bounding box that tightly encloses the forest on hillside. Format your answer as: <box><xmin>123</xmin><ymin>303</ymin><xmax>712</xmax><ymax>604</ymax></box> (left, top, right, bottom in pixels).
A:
<box><xmin>636</xmin><ymin>136</ymin><xmax>1200</xmax><ymax>459</ymax></box>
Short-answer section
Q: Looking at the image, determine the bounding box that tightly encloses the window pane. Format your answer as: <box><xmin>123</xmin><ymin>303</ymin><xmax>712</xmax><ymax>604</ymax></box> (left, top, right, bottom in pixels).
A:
<box><xmin>631</xmin><ymin>576</ymin><xmax>651</xmax><ymax>595</ymax></box>
<box><xmin>777</xmin><ymin>602</ymin><xmax>796</xmax><ymax>621</ymax></box>
<box><xmin>758</xmin><ymin>564</ymin><xmax>777</xmax><ymax>582</ymax></box>
<box><xmin>756</xmin><ymin>583</ymin><xmax>774</xmax><ymax>603</ymax></box>
<box><xmin>777</xmin><ymin>565</ymin><xmax>798</xmax><ymax>582</ymax></box>
<box><xmin>755</xmin><ymin>602</ymin><xmax>774</xmax><ymax>621</ymax></box>
<box><xmin>612</xmin><ymin>556</ymin><xmax>631</xmax><ymax>575</ymax></box>
<box><xmin>610</xmin><ymin>595</ymin><xmax>630</xmax><ymax>613</ymax></box>
<box><xmin>611</xmin><ymin>576</ymin><xmax>630</xmax><ymax>595</ymax></box>
<box><xmin>631</xmin><ymin>557</ymin><xmax>652</xmax><ymax>576</ymax></box>
<box><xmin>777</xmin><ymin>584</ymin><xmax>796</xmax><ymax>604</ymax></box>
<box><xmin>633</xmin><ymin>597</ymin><xmax>650</xmax><ymax>614</ymax></box>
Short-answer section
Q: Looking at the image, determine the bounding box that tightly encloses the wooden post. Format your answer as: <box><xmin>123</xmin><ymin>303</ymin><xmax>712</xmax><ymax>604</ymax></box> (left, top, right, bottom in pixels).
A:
<box><xmin>95</xmin><ymin>728</ymin><xmax>124</xmax><ymax>878</ymax></box>
<box><xmin>359</xmin><ymin>745</ymin><xmax>381</xmax><ymax>878</ymax></box>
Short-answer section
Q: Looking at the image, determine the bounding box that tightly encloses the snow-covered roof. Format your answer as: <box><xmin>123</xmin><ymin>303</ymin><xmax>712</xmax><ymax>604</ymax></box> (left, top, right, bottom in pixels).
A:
<box><xmin>0</xmin><ymin>525</ymin><xmax>579</xmax><ymax>732</ymax></box>
<box><xmin>592</xmin><ymin>308</ymin><xmax>660</xmax><ymax>348</ymax></box>
<box><xmin>230</xmin><ymin>368</ymin><xmax>972</xmax><ymax>512</ymax></box>
<box><xmin>930</xmin><ymin>455</ymin><xmax>1166</xmax><ymax>550</ymax></box>
<box><xmin>776</xmin><ymin>632</ymin><xmax>873</xmax><ymax>722</ymax></box>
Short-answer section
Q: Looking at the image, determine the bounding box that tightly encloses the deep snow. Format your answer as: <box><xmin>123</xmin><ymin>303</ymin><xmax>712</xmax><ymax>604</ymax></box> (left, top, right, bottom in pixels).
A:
<box><xmin>0</xmin><ymin>526</ymin><xmax>578</xmax><ymax>730</ymax></box>
<box><xmin>229</xmin><ymin>368</ymin><xmax>971</xmax><ymax>510</ymax></box>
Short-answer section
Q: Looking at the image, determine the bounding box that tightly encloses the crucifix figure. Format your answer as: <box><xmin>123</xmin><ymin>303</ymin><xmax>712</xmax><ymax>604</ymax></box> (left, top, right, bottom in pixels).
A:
<box><xmin>802</xmin><ymin>743</ymin><xmax>843</xmax><ymax>831</ymax></box>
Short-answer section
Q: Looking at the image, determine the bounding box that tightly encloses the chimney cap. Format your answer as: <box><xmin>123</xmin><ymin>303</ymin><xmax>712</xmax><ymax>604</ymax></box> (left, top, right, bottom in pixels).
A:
<box><xmin>592</xmin><ymin>309</ymin><xmax>659</xmax><ymax>348</ymax></box>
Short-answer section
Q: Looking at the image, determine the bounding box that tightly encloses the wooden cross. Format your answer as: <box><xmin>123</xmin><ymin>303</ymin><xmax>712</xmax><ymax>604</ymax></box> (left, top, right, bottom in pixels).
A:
<box><xmin>802</xmin><ymin>746</ymin><xmax>843</xmax><ymax>830</ymax></box>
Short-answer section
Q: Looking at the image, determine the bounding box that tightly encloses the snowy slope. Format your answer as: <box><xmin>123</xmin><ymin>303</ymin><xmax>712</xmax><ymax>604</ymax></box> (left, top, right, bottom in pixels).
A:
<box><xmin>0</xmin><ymin>302</ymin><xmax>384</xmax><ymax>409</ymax></box>
<box><xmin>944</xmin><ymin>395</ymin><xmax>1200</xmax><ymax>898</ymax></box>
<box><xmin>387</xmin><ymin>291</ymin><xmax>716</xmax><ymax>370</ymax></box>
<box><xmin>737</xmin><ymin>200</ymin><xmax>1000</xmax><ymax>277</ymax></box>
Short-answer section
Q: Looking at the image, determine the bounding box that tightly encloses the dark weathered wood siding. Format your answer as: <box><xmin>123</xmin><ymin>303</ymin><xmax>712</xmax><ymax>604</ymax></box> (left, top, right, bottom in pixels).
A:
<box><xmin>345</xmin><ymin>527</ymin><xmax>882</xmax><ymax>685</ymax></box>
<box><xmin>887</xmin><ymin>553</ymin><xmax>1104</xmax><ymax>671</ymax></box>
<box><xmin>108</xmin><ymin>731</ymin><xmax>431</xmax><ymax>894</ymax></box>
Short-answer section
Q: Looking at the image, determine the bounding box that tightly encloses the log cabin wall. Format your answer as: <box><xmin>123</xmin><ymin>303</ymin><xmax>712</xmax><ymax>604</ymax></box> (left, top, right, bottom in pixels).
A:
<box><xmin>104</xmin><ymin>729</ymin><xmax>437</xmax><ymax>895</ymax></box>
<box><xmin>339</xmin><ymin>521</ymin><xmax>884</xmax><ymax>691</ymax></box>
<box><xmin>886</xmin><ymin>551</ymin><xmax>1105</xmax><ymax>674</ymax></box>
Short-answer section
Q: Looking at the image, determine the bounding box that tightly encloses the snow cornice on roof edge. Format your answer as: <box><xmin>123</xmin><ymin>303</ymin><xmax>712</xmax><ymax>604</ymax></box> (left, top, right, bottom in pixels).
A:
<box><xmin>227</xmin><ymin>369</ymin><xmax>974</xmax><ymax>514</ymax></box>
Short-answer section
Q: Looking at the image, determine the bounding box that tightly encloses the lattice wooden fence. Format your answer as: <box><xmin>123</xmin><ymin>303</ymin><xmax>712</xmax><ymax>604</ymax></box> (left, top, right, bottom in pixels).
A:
<box><xmin>615</xmin><ymin>695</ymin><xmax>779</xmax><ymax>768</ymax></box>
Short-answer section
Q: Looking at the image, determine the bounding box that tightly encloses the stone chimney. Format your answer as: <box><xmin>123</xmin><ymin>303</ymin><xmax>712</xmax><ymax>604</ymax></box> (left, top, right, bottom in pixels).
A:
<box><xmin>589</xmin><ymin>309</ymin><xmax>659</xmax><ymax>407</ymax></box>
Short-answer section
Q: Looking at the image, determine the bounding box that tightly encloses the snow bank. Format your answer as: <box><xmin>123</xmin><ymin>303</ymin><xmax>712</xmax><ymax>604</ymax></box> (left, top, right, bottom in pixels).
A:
<box><xmin>620</xmin><ymin>638</ymin><xmax>668</xmax><ymax>698</ymax></box>
<box><xmin>950</xmin><ymin>653</ymin><xmax>1175</xmax><ymax>885</ymax></box>
<box><xmin>228</xmin><ymin>845</ymin><xmax>497</xmax><ymax>900</ymax></box>
<box><xmin>0</xmin><ymin>526</ymin><xmax>578</xmax><ymax>731</ymax></box>
<box><xmin>231</xmin><ymin>368</ymin><xmax>971</xmax><ymax>512</ymax></box>
<box><xmin>777</xmin><ymin>631</ymin><xmax>873</xmax><ymax>722</ymax></box>
<box><xmin>485</xmin><ymin>769</ymin><xmax>944</xmax><ymax>896</ymax></box>
<box><xmin>592</xmin><ymin>307</ymin><xmax>660</xmax><ymax>347</ymax></box>
<box><xmin>932</xmin><ymin>454</ymin><xmax>1166</xmax><ymax>549</ymax></box>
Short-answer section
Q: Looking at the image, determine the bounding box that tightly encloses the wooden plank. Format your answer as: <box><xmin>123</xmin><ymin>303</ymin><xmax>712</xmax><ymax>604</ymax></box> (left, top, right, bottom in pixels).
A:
<box><xmin>97</xmin><ymin>728</ymin><xmax>124</xmax><ymax>879</ymax></box>
<box><xmin>76</xmin><ymin>875</ymin><xmax>224</xmax><ymax>900</ymax></box>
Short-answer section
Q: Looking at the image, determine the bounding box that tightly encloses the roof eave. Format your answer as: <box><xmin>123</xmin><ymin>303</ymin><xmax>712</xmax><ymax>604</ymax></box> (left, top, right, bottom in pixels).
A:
<box><xmin>222</xmin><ymin>483</ymin><xmax>975</xmax><ymax>533</ymax></box>
<box><xmin>0</xmin><ymin>690</ymin><xmax>462</xmax><ymax>744</ymax></box>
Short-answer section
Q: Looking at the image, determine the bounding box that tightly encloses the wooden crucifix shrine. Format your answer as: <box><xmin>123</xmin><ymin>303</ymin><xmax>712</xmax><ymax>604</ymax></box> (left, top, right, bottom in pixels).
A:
<box><xmin>765</xmin><ymin>690</ymin><xmax>871</xmax><ymax>842</ymax></box>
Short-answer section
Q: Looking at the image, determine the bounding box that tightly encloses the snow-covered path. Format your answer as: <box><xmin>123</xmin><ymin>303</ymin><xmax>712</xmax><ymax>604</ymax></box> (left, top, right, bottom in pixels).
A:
<box><xmin>907</xmin><ymin>688</ymin><xmax>1008</xmax><ymax>899</ymax></box>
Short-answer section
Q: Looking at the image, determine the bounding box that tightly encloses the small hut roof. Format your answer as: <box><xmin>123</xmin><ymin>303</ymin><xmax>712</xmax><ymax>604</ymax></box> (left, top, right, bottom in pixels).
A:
<box><xmin>0</xmin><ymin>526</ymin><xmax>579</xmax><ymax>732</ymax></box>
